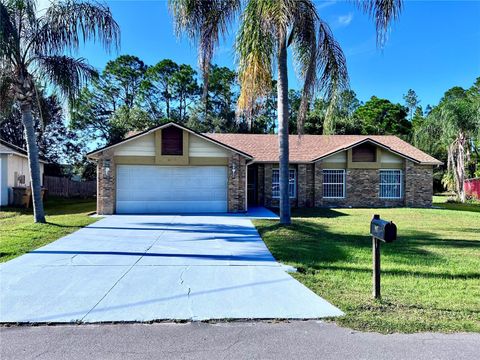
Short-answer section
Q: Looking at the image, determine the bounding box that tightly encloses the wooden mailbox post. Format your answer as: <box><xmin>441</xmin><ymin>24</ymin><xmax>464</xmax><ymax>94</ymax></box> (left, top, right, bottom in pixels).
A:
<box><xmin>370</xmin><ymin>214</ymin><xmax>397</xmax><ymax>299</ymax></box>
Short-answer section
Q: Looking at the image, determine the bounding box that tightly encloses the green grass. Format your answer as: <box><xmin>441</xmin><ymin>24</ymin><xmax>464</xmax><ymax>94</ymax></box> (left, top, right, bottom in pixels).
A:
<box><xmin>0</xmin><ymin>197</ymin><xmax>98</xmax><ymax>263</ymax></box>
<box><xmin>433</xmin><ymin>195</ymin><xmax>480</xmax><ymax>213</ymax></box>
<box><xmin>254</xmin><ymin>199</ymin><xmax>480</xmax><ymax>333</ymax></box>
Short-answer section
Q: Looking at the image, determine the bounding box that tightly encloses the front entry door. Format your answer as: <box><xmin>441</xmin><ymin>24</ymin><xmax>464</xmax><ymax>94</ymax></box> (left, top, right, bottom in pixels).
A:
<box><xmin>247</xmin><ymin>166</ymin><xmax>257</xmax><ymax>206</ymax></box>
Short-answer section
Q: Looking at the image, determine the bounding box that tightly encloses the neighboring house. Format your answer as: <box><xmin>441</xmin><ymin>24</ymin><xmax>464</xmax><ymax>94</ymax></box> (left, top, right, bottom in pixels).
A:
<box><xmin>87</xmin><ymin>122</ymin><xmax>442</xmax><ymax>215</ymax></box>
<box><xmin>0</xmin><ymin>139</ymin><xmax>46</xmax><ymax>206</ymax></box>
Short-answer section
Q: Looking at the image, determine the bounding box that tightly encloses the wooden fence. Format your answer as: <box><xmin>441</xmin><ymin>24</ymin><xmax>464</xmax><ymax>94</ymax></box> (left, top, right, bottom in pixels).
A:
<box><xmin>43</xmin><ymin>176</ymin><xmax>96</xmax><ymax>198</ymax></box>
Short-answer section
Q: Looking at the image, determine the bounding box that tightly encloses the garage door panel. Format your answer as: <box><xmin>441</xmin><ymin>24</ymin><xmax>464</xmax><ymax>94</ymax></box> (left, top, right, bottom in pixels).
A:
<box><xmin>116</xmin><ymin>165</ymin><xmax>228</xmax><ymax>213</ymax></box>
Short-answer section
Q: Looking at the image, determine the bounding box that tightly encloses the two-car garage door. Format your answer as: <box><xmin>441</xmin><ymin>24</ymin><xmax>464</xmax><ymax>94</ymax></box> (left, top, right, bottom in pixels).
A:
<box><xmin>116</xmin><ymin>165</ymin><xmax>228</xmax><ymax>213</ymax></box>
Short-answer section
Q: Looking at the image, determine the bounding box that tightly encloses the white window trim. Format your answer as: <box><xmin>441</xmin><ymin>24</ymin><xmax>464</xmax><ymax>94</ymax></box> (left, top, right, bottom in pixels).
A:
<box><xmin>272</xmin><ymin>168</ymin><xmax>296</xmax><ymax>199</ymax></box>
<box><xmin>379</xmin><ymin>169</ymin><xmax>403</xmax><ymax>199</ymax></box>
<box><xmin>323</xmin><ymin>169</ymin><xmax>346</xmax><ymax>199</ymax></box>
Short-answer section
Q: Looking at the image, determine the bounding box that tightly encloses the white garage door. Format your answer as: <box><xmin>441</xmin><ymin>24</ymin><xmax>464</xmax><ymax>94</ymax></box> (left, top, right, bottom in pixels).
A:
<box><xmin>116</xmin><ymin>165</ymin><xmax>228</xmax><ymax>213</ymax></box>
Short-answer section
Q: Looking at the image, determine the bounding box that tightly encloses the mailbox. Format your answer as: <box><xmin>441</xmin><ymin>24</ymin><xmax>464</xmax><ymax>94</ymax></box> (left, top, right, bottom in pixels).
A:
<box><xmin>370</xmin><ymin>215</ymin><xmax>397</xmax><ymax>243</ymax></box>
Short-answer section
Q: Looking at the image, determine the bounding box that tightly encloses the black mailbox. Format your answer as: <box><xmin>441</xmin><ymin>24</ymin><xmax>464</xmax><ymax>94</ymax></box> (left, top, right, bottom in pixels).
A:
<box><xmin>370</xmin><ymin>215</ymin><xmax>397</xmax><ymax>243</ymax></box>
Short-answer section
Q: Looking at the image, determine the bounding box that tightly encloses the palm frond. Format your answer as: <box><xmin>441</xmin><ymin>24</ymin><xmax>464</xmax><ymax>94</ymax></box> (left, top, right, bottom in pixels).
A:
<box><xmin>288</xmin><ymin>0</ymin><xmax>319</xmax><ymax>134</ymax></box>
<box><xmin>0</xmin><ymin>1</ymin><xmax>20</xmax><ymax>63</ymax></box>
<box><xmin>235</xmin><ymin>0</ymin><xmax>276</xmax><ymax>117</ymax></box>
<box><xmin>0</xmin><ymin>68</ymin><xmax>14</xmax><ymax>113</ymax></box>
<box><xmin>169</xmin><ymin>0</ymin><xmax>240</xmax><ymax>97</ymax></box>
<box><xmin>356</xmin><ymin>0</ymin><xmax>403</xmax><ymax>46</ymax></box>
<box><xmin>34</xmin><ymin>0</ymin><xmax>120</xmax><ymax>56</ymax></box>
<box><xmin>290</xmin><ymin>2</ymin><xmax>348</xmax><ymax>134</ymax></box>
<box><xmin>316</xmin><ymin>19</ymin><xmax>349</xmax><ymax>134</ymax></box>
<box><xmin>34</xmin><ymin>55</ymin><xmax>98</xmax><ymax>101</ymax></box>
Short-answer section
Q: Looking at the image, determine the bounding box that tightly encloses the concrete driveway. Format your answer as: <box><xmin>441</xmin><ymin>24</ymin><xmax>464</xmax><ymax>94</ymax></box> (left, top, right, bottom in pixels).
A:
<box><xmin>0</xmin><ymin>213</ymin><xmax>342</xmax><ymax>323</ymax></box>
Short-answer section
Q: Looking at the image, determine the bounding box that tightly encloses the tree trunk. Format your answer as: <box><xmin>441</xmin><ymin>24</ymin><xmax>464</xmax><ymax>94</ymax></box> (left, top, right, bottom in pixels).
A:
<box><xmin>277</xmin><ymin>32</ymin><xmax>291</xmax><ymax>225</ymax></box>
<box><xmin>21</xmin><ymin>103</ymin><xmax>46</xmax><ymax>223</ymax></box>
<box><xmin>455</xmin><ymin>133</ymin><xmax>466</xmax><ymax>203</ymax></box>
<box><xmin>166</xmin><ymin>95</ymin><xmax>170</xmax><ymax>119</ymax></box>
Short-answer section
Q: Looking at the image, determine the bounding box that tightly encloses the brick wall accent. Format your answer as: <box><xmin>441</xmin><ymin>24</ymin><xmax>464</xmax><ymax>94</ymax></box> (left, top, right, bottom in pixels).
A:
<box><xmin>314</xmin><ymin>162</ymin><xmax>323</xmax><ymax>207</ymax></box>
<box><xmin>311</xmin><ymin>160</ymin><xmax>433</xmax><ymax>208</ymax></box>
<box><xmin>405</xmin><ymin>161</ymin><xmax>433</xmax><ymax>207</ymax></box>
<box><xmin>264</xmin><ymin>163</ymin><xmax>273</xmax><ymax>207</ymax></box>
<box><xmin>97</xmin><ymin>150</ymin><xmax>116</xmax><ymax>215</ymax></box>
<box><xmin>298</xmin><ymin>164</ymin><xmax>307</xmax><ymax>207</ymax></box>
<box><xmin>263</xmin><ymin>163</ymin><xmax>297</xmax><ymax>208</ymax></box>
<box><xmin>228</xmin><ymin>153</ymin><xmax>247</xmax><ymax>212</ymax></box>
<box><xmin>306</xmin><ymin>164</ymin><xmax>315</xmax><ymax>207</ymax></box>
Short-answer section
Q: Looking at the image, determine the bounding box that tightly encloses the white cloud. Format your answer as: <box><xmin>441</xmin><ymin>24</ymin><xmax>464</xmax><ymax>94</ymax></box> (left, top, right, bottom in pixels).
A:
<box><xmin>337</xmin><ymin>13</ymin><xmax>354</xmax><ymax>27</ymax></box>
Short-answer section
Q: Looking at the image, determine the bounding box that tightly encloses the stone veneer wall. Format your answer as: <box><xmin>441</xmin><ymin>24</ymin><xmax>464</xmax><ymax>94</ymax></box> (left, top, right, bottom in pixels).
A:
<box><xmin>298</xmin><ymin>164</ymin><xmax>315</xmax><ymax>207</ymax></box>
<box><xmin>97</xmin><ymin>150</ymin><xmax>116</xmax><ymax>215</ymax></box>
<box><xmin>404</xmin><ymin>161</ymin><xmax>433</xmax><ymax>207</ymax></box>
<box><xmin>227</xmin><ymin>153</ymin><xmax>247</xmax><ymax>212</ymax></box>
<box><xmin>312</xmin><ymin>160</ymin><xmax>433</xmax><ymax>208</ymax></box>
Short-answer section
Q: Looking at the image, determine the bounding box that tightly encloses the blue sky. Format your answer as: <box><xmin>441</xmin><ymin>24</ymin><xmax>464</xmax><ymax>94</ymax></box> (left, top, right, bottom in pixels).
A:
<box><xmin>44</xmin><ymin>0</ymin><xmax>480</xmax><ymax>108</ymax></box>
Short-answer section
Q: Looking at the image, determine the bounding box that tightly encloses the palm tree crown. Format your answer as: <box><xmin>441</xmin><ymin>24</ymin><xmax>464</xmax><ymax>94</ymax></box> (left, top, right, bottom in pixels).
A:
<box><xmin>168</xmin><ymin>0</ymin><xmax>402</xmax><ymax>225</ymax></box>
<box><xmin>0</xmin><ymin>0</ymin><xmax>120</xmax><ymax>222</ymax></box>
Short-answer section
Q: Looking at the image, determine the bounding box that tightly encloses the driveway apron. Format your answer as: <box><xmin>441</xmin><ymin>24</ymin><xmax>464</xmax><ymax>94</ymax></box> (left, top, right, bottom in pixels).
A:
<box><xmin>0</xmin><ymin>214</ymin><xmax>343</xmax><ymax>322</ymax></box>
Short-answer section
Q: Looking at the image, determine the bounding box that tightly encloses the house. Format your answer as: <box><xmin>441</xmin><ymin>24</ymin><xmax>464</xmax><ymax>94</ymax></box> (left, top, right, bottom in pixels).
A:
<box><xmin>87</xmin><ymin>122</ymin><xmax>442</xmax><ymax>215</ymax></box>
<box><xmin>0</xmin><ymin>139</ymin><xmax>46</xmax><ymax>206</ymax></box>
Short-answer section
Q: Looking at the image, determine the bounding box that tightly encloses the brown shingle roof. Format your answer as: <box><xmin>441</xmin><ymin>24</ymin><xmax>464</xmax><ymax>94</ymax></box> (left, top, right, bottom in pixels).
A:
<box><xmin>204</xmin><ymin>133</ymin><xmax>442</xmax><ymax>165</ymax></box>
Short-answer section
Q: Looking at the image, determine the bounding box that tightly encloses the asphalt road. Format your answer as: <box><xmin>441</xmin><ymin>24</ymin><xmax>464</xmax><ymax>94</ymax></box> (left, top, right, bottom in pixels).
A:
<box><xmin>1</xmin><ymin>321</ymin><xmax>478</xmax><ymax>360</ymax></box>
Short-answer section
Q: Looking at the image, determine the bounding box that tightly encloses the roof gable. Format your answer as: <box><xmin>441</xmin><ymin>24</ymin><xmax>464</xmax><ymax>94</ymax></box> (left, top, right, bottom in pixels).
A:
<box><xmin>87</xmin><ymin>122</ymin><xmax>253</xmax><ymax>159</ymax></box>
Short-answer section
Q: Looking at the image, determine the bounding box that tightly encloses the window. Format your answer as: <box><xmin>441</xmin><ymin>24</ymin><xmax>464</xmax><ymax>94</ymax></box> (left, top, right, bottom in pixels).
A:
<box><xmin>323</xmin><ymin>169</ymin><xmax>345</xmax><ymax>198</ymax></box>
<box><xmin>379</xmin><ymin>170</ymin><xmax>403</xmax><ymax>199</ymax></box>
<box><xmin>161</xmin><ymin>126</ymin><xmax>183</xmax><ymax>155</ymax></box>
<box><xmin>352</xmin><ymin>143</ymin><xmax>376</xmax><ymax>162</ymax></box>
<box><xmin>272</xmin><ymin>169</ymin><xmax>296</xmax><ymax>198</ymax></box>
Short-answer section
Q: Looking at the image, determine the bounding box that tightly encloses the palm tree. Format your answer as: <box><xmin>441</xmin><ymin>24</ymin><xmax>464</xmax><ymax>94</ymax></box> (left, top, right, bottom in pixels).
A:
<box><xmin>417</xmin><ymin>80</ymin><xmax>480</xmax><ymax>202</ymax></box>
<box><xmin>0</xmin><ymin>0</ymin><xmax>119</xmax><ymax>222</ymax></box>
<box><xmin>169</xmin><ymin>0</ymin><xmax>402</xmax><ymax>225</ymax></box>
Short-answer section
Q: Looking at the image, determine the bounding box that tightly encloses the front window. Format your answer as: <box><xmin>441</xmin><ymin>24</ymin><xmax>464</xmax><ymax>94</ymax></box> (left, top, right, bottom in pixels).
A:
<box><xmin>379</xmin><ymin>170</ymin><xmax>403</xmax><ymax>199</ymax></box>
<box><xmin>323</xmin><ymin>169</ymin><xmax>345</xmax><ymax>198</ymax></box>
<box><xmin>272</xmin><ymin>169</ymin><xmax>296</xmax><ymax>198</ymax></box>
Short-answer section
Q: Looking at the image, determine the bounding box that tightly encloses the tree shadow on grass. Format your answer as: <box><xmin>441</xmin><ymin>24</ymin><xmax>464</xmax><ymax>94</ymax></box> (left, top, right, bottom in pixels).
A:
<box><xmin>292</xmin><ymin>207</ymin><xmax>350</xmax><ymax>218</ymax></box>
<box><xmin>257</xmin><ymin>217</ymin><xmax>479</xmax><ymax>274</ymax></box>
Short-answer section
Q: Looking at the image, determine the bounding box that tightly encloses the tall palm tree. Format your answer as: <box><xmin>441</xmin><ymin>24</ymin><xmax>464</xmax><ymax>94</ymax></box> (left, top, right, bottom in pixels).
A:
<box><xmin>417</xmin><ymin>81</ymin><xmax>480</xmax><ymax>202</ymax></box>
<box><xmin>169</xmin><ymin>0</ymin><xmax>402</xmax><ymax>225</ymax></box>
<box><xmin>0</xmin><ymin>0</ymin><xmax>119</xmax><ymax>222</ymax></box>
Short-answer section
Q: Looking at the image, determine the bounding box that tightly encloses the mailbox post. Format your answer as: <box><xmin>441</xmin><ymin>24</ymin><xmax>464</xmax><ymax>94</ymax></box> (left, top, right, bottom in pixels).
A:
<box><xmin>370</xmin><ymin>214</ymin><xmax>397</xmax><ymax>299</ymax></box>
<box><xmin>372</xmin><ymin>235</ymin><xmax>381</xmax><ymax>298</ymax></box>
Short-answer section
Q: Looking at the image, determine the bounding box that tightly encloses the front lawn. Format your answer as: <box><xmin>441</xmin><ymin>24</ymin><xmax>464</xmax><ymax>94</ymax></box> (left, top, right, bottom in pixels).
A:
<box><xmin>254</xmin><ymin>199</ymin><xmax>480</xmax><ymax>333</ymax></box>
<box><xmin>0</xmin><ymin>197</ymin><xmax>98</xmax><ymax>263</ymax></box>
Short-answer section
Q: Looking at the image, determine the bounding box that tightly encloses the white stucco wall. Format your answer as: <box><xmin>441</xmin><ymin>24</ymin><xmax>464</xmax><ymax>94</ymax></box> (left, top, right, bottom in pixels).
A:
<box><xmin>0</xmin><ymin>153</ymin><xmax>44</xmax><ymax>205</ymax></box>
<box><xmin>0</xmin><ymin>155</ymin><xmax>8</xmax><ymax>206</ymax></box>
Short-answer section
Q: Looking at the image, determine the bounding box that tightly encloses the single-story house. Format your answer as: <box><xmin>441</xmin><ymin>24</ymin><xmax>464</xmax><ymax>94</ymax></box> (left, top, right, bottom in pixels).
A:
<box><xmin>87</xmin><ymin>122</ymin><xmax>442</xmax><ymax>215</ymax></box>
<box><xmin>0</xmin><ymin>139</ymin><xmax>46</xmax><ymax>206</ymax></box>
